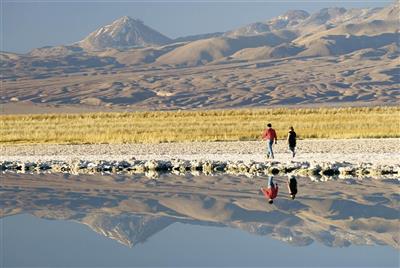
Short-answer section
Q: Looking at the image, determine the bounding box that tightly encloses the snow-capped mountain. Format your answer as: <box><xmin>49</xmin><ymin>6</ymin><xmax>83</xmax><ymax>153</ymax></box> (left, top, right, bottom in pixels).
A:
<box><xmin>2</xmin><ymin>3</ymin><xmax>399</xmax><ymax>110</ymax></box>
<box><xmin>225</xmin><ymin>10</ymin><xmax>310</xmax><ymax>37</ymax></box>
<box><xmin>78</xmin><ymin>16</ymin><xmax>171</xmax><ymax>50</ymax></box>
<box><xmin>268</xmin><ymin>10</ymin><xmax>310</xmax><ymax>29</ymax></box>
<box><xmin>278</xmin><ymin>9</ymin><xmax>311</xmax><ymax>21</ymax></box>
<box><xmin>303</xmin><ymin>7</ymin><xmax>347</xmax><ymax>26</ymax></box>
<box><xmin>225</xmin><ymin>22</ymin><xmax>271</xmax><ymax>37</ymax></box>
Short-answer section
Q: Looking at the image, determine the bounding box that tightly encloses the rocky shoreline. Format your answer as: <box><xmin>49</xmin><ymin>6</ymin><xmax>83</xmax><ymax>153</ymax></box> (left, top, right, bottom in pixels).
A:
<box><xmin>1</xmin><ymin>159</ymin><xmax>399</xmax><ymax>180</ymax></box>
<box><xmin>1</xmin><ymin>139</ymin><xmax>399</xmax><ymax>180</ymax></box>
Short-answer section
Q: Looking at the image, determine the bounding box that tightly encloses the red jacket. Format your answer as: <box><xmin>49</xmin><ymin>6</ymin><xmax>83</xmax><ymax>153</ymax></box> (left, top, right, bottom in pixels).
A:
<box><xmin>262</xmin><ymin>128</ymin><xmax>277</xmax><ymax>141</ymax></box>
<box><xmin>261</xmin><ymin>185</ymin><xmax>279</xmax><ymax>199</ymax></box>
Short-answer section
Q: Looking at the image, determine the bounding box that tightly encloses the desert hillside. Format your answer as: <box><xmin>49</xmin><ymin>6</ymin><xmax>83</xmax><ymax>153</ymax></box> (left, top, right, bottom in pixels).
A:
<box><xmin>1</xmin><ymin>2</ymin><xmax>398</xmax><ymax>112</ymax></box>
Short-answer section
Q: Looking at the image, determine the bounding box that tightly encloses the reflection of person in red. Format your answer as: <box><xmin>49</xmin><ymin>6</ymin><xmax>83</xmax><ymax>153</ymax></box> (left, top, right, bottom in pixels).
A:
<box><xmin>260</xmin><ymin>176</ymin><xmax>279</xmax><ymax>204</ymax></box>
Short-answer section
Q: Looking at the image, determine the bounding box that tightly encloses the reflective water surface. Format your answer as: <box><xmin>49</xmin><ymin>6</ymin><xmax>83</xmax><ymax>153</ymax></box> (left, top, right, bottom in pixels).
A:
<box><xmin>1</xmin><ymin>173</ymin><xmax>399</xmax><ymax>267</ymax></box>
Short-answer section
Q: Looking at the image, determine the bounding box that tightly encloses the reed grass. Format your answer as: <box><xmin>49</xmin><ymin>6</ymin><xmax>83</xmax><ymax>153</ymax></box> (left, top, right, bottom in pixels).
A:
<box><xmin>1</xmin><ymin>106</ymin><xmax>399</xmax><ymax>144</ymax></box>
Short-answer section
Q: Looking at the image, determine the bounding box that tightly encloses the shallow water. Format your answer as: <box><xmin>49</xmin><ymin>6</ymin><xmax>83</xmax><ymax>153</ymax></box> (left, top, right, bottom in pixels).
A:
<box><xmin>1</xmin><ymin>173</ymin><xmax>399</xmax><ymax>267</ymax></box>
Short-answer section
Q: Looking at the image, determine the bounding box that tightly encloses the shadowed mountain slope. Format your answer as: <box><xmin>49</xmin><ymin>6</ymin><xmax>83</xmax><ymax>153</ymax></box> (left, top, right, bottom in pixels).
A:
<box><xmin>1</xmin><ymin>3</ymin><xmax>398</xmax><ymax>111</ymax></box>
<box><xmin>78</xmin><ymin>16</ymin><xmax>171</xmax><ymax>50</ymax></box>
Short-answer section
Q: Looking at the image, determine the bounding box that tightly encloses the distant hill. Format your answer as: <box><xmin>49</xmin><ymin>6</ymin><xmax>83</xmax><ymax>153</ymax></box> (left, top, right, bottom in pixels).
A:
<box><xmin>156</xmin><ymin>31</ymin><xmax>297</xmax><ymax>66</ymax></box>
<box><xmin>14</xmin><ymin>3</ymin><xmax>397</xmax><ymax>66</ymax></box>
<box><xmin>1</xmin><ymin>2</ymin><xmax>398</xmax><ymax>112</ymax></box>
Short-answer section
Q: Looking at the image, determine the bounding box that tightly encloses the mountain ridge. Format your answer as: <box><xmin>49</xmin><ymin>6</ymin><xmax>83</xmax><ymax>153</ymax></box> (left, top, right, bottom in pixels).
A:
<box><xmin>1</xmin><ymin>3</ymin><xmax>398</xmax><ymax>111</ymax></box>
<box><xmin>78</xmin><ymin>16</ymin><xmax>172</xmax><ymax>50</ymax></box>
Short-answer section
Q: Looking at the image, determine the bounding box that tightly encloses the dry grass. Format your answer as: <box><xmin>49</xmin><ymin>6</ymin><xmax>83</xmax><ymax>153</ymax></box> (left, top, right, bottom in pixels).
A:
<box><xmin>1</xmin><ymin>106</ymin><xmax>399</xmax><ymax>144</ymax></box>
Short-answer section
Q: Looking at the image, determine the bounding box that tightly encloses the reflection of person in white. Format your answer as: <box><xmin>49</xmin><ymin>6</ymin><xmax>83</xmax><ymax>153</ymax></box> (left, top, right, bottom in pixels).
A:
<box><xmin>262</xmin><ymin>123</ymin><xmax>277</xmax><ymax>159</ymax></box>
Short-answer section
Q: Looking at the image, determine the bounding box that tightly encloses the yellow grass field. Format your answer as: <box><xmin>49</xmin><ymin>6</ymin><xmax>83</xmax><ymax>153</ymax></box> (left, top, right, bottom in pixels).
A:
<box><xmin>1</xmin><ymin>107</ymin><xmax>399</xmax><ymax>144</ymax></box>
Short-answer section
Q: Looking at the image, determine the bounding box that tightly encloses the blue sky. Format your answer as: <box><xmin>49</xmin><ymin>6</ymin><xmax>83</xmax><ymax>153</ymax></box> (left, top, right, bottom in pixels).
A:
<box><xmin>2</xmin><ymin>0</ymin><xmax>392</xmax><ymax>53</ymax></box>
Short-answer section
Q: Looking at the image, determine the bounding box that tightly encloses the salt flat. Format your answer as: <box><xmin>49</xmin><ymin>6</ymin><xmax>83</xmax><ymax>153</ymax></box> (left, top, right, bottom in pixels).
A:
<box><xmin>2</xmin><ymin>138</ymin><xmax>399</xmax><ymax>165</ymax></box>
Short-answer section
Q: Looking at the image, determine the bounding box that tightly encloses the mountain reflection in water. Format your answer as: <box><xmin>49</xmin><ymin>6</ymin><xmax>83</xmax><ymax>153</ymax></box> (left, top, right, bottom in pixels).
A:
<box><xmin>1</xmin><ymin>173</ymin><xmax>399</xmax><ymax>249</ymax></box>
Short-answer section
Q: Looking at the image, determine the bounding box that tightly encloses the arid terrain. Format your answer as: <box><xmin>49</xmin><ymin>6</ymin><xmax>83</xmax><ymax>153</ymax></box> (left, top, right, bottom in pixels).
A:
<box><xmin>1</xmin><ymin>3</ymin><xmax>398</xmax><ymax>113</ymax></box>
<box><xmin>2</xmin><ymin>55</ymin><xmax>398</xmax><ymax>113</ymax></box>
<box><xmin>1</xmin><ymin>139</ymin><xmax>399</xmax><ymax>165</ymax></box>
<box><xmin>1</xmin><ymin>3</ymin><xmax>399</xmax><ymax>267</ymax></box>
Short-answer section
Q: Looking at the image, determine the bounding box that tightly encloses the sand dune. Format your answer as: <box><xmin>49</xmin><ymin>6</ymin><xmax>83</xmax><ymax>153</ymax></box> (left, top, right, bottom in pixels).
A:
<box><xmin>1</xmin><ymin>3</ymin><xmax>398</xmax><ymax>110</ymax></box>
<box><xmin>2</xmin><ymin>52</ymin><xmax>398</xmax><ymax>110</ymax></box>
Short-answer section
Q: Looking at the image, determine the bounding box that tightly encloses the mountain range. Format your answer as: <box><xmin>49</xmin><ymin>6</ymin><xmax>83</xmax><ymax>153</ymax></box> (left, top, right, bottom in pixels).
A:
<box><xmin>1</xmin><ymin>2</ymin><xmax>399</xmax><ymax>112</ymax></box>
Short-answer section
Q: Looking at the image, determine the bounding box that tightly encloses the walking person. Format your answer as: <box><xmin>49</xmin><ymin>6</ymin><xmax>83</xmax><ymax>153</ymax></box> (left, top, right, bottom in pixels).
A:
<box><xmin>262</xmin><ymin>123</ymin><xmax>277</xmax><ymax>159</ymax></box>
<box><xmin>260</xmin><ymin>176</ymin><xmax>279</xmax><ymax>204</ymax></box>
<box><xmin>287</xmin><ymin>175</ymin><xmax>298</xmax><ymax>200</ymax></box>
<box><xmin>287</xmin><ymin>126</ymin><xmax>297</xmax><ymax>158</ymax></box>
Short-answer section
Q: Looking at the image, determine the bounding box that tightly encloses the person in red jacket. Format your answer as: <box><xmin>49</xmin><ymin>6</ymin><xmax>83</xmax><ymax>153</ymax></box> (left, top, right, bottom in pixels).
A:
<box><xmin>262</xmin><ymin>123</ymin><xmax>278</xmax><ymax>159</ymax></box>
<box><xmin>260</xmin><ymin>176</ymin><xmax>279</xmax><ymax>204</ymax></box>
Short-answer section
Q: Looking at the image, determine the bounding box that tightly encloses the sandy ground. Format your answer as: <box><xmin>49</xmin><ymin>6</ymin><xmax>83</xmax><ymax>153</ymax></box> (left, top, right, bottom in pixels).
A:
<box><xmin>1</xmin><ymin>138</ymin><xmax>399</xmax><ymax>165</ymax></box>
<box><xmin>1</xmin><ymin>101</ymin><xmax>381</xmax><ymax>114</ymax></box>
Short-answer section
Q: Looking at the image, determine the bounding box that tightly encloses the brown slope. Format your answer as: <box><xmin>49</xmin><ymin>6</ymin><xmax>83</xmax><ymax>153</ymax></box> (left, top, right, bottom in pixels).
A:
<box><xmin>156</xmin><ymin>31</ymin><xmax>296</xmax><ymax>66</ymax></box>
